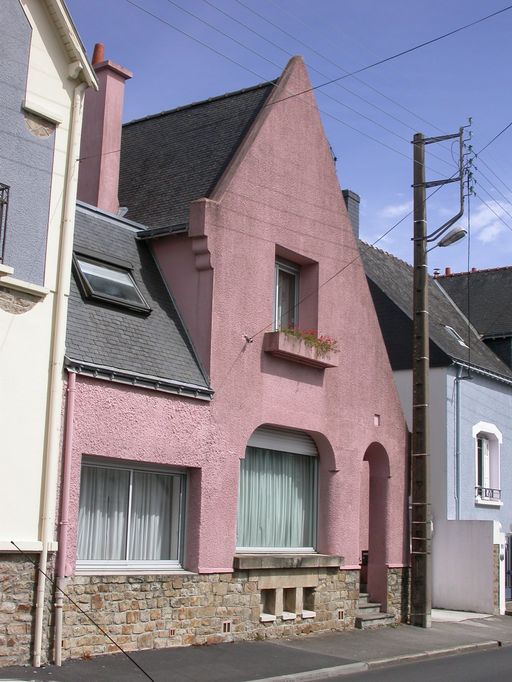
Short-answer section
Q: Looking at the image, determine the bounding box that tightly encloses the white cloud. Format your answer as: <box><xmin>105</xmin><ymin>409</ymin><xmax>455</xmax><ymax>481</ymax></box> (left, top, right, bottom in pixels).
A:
<box><xmin>471</xmin><ymin>200</ymin><xmax>511</xmax><ymax>243</ymax></box>
<box><xmin>378</xmin><ymin>200</ymin><xmax>412</xmax><ymax>219</ymax></box>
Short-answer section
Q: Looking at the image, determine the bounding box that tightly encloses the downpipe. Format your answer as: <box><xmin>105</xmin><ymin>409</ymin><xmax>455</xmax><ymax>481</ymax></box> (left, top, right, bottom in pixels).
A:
<box><xmin>54</xmin><ymin>370</ymin><xmax>76</xmax><ymax>666</ymax></box>
<box><xmin>32</xmin><ymin>81</ymin><xmax>87</xmax><ymax>668</ymax></box>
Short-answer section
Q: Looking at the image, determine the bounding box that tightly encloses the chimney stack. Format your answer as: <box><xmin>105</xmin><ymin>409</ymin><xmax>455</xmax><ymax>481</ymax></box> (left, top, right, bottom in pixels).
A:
<box><xmin>77</xmin><ymin>43</ymin><xmax>132</xmax><ymax>214</ymax></box>
<box><xmin>342</xmin><ymin>189</ymin><xmax>360</xmax><ymax>239</ymax></box>
<box><xmin>445</xmin><ymin>267</ymin><xmax>452</xmax><ymax>276</ymax></box>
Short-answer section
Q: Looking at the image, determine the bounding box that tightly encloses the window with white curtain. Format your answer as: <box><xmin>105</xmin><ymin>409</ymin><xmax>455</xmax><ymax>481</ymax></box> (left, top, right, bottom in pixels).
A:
<box><xmin>236</xmin><ymin>446</ymin><xmax>317</xmax><ymax>551</ymax></box>
<box><xmin>77</xmin><ymin>461</ymin><xmax>185</xmax><ymax>572</ymax></box>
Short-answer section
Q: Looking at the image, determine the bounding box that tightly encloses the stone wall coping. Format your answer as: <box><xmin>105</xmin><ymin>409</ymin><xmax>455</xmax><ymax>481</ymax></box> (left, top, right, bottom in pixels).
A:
<box><xmin>233</xmin><ymin>554</ymin><xmax>343</xmax><ymax>570</ymax></box>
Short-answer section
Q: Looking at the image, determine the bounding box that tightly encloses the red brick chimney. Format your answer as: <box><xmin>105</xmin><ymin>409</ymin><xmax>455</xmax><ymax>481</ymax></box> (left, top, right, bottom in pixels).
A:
<box><xmin>77</xmin><ymin>43</ymin><xmax>132</xmax><ymax>214</ymax></box>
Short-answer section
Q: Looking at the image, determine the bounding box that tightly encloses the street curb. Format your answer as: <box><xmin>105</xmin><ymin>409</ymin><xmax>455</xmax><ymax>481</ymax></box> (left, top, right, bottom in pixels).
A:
<box><xmin>246</xmin><ymin>662</ymin><xmax>368</xmax><ymax>682</ymax></box>
<box><xmin>246</xmin><ymin>640</ymin><xmax>504</xmax><ymax>682</ymax></box>
<box><xmin>367</xmin><ymin>639</ymin><xmax>501</xmax><ymax>668</ymax></box>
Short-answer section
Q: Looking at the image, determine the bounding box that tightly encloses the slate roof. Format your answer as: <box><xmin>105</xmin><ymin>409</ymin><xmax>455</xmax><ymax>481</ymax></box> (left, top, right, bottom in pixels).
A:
<box><xmin>118</xmin><ymin>80</ymin><xmax>276</xmax><ymax>229</ymax></box>
<box><xmin>360</xmin><ymin>242</ymin><xmax>512</xmax><ymax>379</ymax></box>
<box><xmin>437</xmin><ymin>267</ymin><xmax>512</xmax><ymax>339</ymax></box>
<box><xmin>66</xmin><ymin>203</ymin><xmax>211</xmax><ymax>395</ymax></box>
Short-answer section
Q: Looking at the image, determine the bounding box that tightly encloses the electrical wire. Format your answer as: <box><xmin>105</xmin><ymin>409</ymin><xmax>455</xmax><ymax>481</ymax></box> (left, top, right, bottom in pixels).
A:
<box><xmin>477</xmin><ymin>119</ymin><xmax>512</xmax><ymax>155</ymax></box>
<box><xmin>235</xmin><ymin>0</ymin><xmax>447</xmax><ymax>136</ymax></box>
<box><xmin>474</xmin><ymin>190</ymin><xmax>512</xmax><ymax>235</ymax></box>
<box><xmin>123</xmin><ymin>0</ymin><xmax>453</xmax><ymax>176</ymax></box>
<box><xmin>10</xmin><ymin>541</ymin><xmax>157</xmax><ymax>682</ymax></box>
<box><xmin>476</xmin><ymin>156</ymin><xmax>512</xmax><ymax>196</ymax></box>
<box><xmin>475</xmin><ymin>167</ymin><xmax>512</xmax><ymax>222</ymax></box>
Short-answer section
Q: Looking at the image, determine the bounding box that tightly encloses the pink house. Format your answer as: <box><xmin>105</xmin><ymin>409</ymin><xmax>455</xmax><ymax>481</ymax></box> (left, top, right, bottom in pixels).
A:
<box><xmin>56</xmin><ymin>49</ymin><xmax>409</xmax><ymax>660</ymax></box>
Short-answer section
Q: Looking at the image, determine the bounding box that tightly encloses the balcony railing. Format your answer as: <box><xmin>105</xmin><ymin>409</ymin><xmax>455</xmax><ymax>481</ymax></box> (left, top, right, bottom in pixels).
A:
<box><xmin>475</xmin><ymin>486</ymin><xmax>501</xmax><ymax>501</ymax></box>
<box><xmin>0</xmin><ymin>183</ymin><xmax>9</xmax><ymax>263</ymax></box>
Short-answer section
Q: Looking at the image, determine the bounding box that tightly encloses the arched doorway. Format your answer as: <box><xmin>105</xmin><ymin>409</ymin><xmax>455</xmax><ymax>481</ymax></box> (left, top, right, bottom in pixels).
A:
<box><xmin>360</xmin><ymin>442</ymin><xmax>390</xmax><ymax>608</ymax></box>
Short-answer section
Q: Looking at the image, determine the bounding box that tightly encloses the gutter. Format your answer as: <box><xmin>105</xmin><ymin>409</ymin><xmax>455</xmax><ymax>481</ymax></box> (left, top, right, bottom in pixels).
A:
<box><xmin>136</xmin><ymin>223</ymin><xmax>188</xmax><ymax>240</ymax></box>
<box><xmin>33</xmin><ymin>81</ymin><xmax>87</xmax><ymax>668</ymax></box>
<box><xmin>453</xmin><ymin>360</ymin><xmax>512</xmax><ymax>387</ymax></box>
<box><xmin>65</xmin><ymin>358</ymin><xmax>214</xmax><ymax>401</ymax></box>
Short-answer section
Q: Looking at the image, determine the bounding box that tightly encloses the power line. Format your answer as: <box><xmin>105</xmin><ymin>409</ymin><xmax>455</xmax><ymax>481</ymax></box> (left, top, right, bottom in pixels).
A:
<box><xmin>477</xmin><ymin>119</ymin><xmax>512</xmax><ymax>155</ymax></box>
<box><xmin>123</xmin><ymin>0</ymin><xmax>451</xmax><ymax>175</ymax></box>
<box><xmin>477</xmin><ymin>156</ymin><xmax>512</xmax><ymax>196</ymax></box>
<box><xmin>235</xmin><ymin>0</ymin><xmax>447</xmax><ymax>136</ymax></box>
<box><xmin>474</xmin><ymin>190</ymin><xmax>512</xmax><ymax>235</ymax></box>
<box><xmin>474</xmin><ymin>168</ymin><xmax>512</xmax><ymax>222</ymax></box>
<box><xmin>261</xmin><ymin>3</ymin><xmax>512</xmax><ymax>105</ymax></box>
<box><xmin>10</xmin><ymin>542</ymin><xmax>157</xmax><ymax>682</ymax></box>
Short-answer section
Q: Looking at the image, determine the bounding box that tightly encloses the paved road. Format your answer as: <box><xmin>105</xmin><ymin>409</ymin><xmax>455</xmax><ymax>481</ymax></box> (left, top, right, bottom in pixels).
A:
<box><xmin>321</xmin><ymin>644</ymin><xmax>512</xmax><ymax>681</ymax></box>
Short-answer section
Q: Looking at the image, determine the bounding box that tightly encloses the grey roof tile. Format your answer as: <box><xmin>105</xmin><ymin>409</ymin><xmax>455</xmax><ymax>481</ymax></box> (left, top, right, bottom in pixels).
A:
<box><xmin>437</xmin><ymin>267</ymin><xmax>512</xmax><ymax>338</ymax></box>
<box><xmin>66</xmin><ymin>204</ymin><xmax>209</xmax><ymax>389</ymax></box>
<box><xmin>360</xmin><ymin>241</ymin><xmax>512</xmax><ymax>379</ymax></box>
<box><xmin>118</xmin><ymin>80</ymin><xmax>276</xmax><ymax>228</ymax></box>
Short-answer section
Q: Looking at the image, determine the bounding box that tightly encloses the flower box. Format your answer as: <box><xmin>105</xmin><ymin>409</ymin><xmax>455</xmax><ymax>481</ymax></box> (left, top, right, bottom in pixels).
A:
<box><xmin>263</xmin><ymin>331</ymin><xmax>338</xmax><ymax>368</ymax></box>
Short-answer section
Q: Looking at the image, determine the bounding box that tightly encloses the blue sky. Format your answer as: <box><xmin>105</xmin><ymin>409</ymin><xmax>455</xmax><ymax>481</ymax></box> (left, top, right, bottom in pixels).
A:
<box><xmin>67</xmin><ymin>0</ymin><xmax>512</xmax><ymax>273</ymax></box>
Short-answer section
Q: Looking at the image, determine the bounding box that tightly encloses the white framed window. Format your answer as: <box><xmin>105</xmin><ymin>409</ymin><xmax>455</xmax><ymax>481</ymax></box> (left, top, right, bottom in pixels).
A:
<box><xmin>236</xmin><ymin>427</ymin><xmax>318</xmax><ymax>552</ymax></box>
<box><xmin>77</xmin><ymin>460</ymin><xmax>185</xmax><ymax>572</ymax></box>
<box><xmin>74</xmin><ymin>255</ymin><xmax>150</xmax><ymax>312</ymax></box>
<box><xmin>274</xmin><ymin>259</ymin><xmax>299</xmax><ymax>330</ymax></box>
<box><xmin>472</xmin><ymin>422</ymin><xmax>502</xmax><ymax>506</ymax></box>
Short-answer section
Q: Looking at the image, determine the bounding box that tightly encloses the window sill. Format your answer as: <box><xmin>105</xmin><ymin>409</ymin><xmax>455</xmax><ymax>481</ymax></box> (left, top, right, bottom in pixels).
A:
<box><xmin>475</xmin><ymin>497</ymin><xmax>503</xmax><ymax>508</ymax></box>
<box><xmin>0</xmin><ymin>264</ymin><xmax>14</xmax><ymax>277</ymax></box>
<box><xmin>0</xmin><ymin>274</ymin><xmax>49</xmax><ymax>297</ymax></box>
<box><xmin>234</xmin><ymin>554</ymin><xmax>343</xmax><ymax>570</ymax></box>
<box><xmin>75</xmin><ymin>561</ymin><xmax>192</xmax><ymax>575</ymax></box>
<box><xmin>263</xmin><ymin>332</ymin><xmax>338</xmax><ymax>369</ymax></box>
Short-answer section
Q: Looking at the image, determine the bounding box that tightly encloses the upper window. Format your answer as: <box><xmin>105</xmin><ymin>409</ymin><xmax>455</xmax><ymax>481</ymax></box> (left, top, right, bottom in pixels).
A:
<box><xmin>274</xmin><ymin>259</ymin><xmax>299</xmax><ymax>330</ymax></box>
<box><xmin>237</xmin><ymin>427</ymin><xmax>318</xmax><ymax>551</ymax></box>
<box><xmin>77</xmin><ymin>461</ymin><xmax>185</xmax><ymax>572</ymax></box>
<box><xmin>74</xmin><ymin>255</ymin><xmax>150</xmax><ymax>312</ymax></box>
<box><xmin>473</xmin><ymin>422</ymin><xmax>502</xmax><ymax>505</ymax></box>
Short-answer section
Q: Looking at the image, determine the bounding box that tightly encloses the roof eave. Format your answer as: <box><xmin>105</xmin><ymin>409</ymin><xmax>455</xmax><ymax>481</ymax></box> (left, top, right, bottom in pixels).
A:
<box><xmin>43</xmin><ymin>0</ymin><xmax>98</xmax><ymax>89</ymax></box>
<box><xmin>65</xmin><ymin>358</ymin><xmax>214</xmax><ymax>401</ymax></box>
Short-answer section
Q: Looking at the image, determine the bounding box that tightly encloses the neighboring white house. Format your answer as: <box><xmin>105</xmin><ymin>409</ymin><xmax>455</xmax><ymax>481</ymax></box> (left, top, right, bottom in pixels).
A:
<box><xmin>0</xmin><ymin>0</ymin><xmax>96</xmax><ymax>667</ymax></box>
<box><xmin>361</xmin><ymin>243</ymin><xmax>512</xmax><ymax>615</ymax></box>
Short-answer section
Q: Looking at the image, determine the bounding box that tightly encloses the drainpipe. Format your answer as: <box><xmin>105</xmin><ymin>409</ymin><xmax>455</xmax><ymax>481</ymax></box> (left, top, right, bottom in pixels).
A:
<box><xmin>33</xmin><ymin>81</ymin><xmax>87</xmax><ymax>668</ymax></box>
<box><xmin>54</xmin><ymin>370</ymin><xmax>76</xmax><ymax>666</ymax></box>
<box><xmin>454</xmin><ymin>366</ymin><xmax>462</xmax><ymax>520</ymax></box>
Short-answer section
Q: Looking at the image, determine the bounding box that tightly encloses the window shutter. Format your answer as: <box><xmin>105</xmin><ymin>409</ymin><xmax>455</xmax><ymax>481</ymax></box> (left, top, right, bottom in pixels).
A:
<box><xmin>247</xmin><ymin>426</ymin><xmax>317</xmax><ymax>456</ymax></box>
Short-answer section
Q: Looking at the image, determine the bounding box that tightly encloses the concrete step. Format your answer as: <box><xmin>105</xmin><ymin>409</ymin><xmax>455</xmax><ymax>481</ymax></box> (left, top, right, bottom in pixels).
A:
<box><xmin>358</xmin><ymin>592</ymin><xmax>370</xmax><ymax>606</ymax></box>
<box><xmin>356</xmin><ymin>601</ymin><xmax>382</xmax><ymax>616</ymax></box>
<box><xmin>355</xmin><ymin>611</ymin><xmax>396</xmax><ymax>629</ymax></box>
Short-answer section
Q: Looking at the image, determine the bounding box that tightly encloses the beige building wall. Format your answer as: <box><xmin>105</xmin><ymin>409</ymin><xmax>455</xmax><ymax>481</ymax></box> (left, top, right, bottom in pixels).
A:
<box><xmin>0</xmin><ymin>0</ymin><xmax>96</xmax><ymax>552</ymax></box>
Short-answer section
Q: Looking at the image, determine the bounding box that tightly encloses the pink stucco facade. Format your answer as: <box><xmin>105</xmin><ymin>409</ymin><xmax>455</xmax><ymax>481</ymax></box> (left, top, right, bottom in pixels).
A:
<box><xmin>65</xmin><ymin>58</ymin><xmax>408</xmax><ymax>586</ymax></box>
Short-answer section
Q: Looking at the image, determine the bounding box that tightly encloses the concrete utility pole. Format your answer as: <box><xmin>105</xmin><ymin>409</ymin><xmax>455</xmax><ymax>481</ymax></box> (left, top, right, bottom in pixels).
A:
<box><xmin>410</xmin><ymin>128</ymin><xmax>466</xmax><ymax>628</ymax></box>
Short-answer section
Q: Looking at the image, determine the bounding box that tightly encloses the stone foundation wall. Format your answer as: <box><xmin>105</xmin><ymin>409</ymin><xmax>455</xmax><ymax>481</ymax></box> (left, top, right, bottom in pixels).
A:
<box><xmin>0</xmin><ymin>554</ymin><xmax>54</xmax><ymax>667</ymax></box>
<box><xmin>387</xmin><ymin>567</ymin><xmax>409</xmax><ymax>623</ymax></box>
<box><xmin>61</xmin><ymin>568</ymin><xmax>360</xmax><ymax>660</ymax></box>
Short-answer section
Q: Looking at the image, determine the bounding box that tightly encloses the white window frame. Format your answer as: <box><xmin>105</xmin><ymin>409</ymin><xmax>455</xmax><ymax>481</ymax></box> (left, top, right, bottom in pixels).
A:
<box><xmin>472</xmin><ymin>421</ymin><xmax>502</xmax><ymax>507</ymax></box>
<box><xmin>274</xmin><ymin>259</ymin><xmax>299</xmax><ymax>331</ymax></box>
<box><xmin>76</xmin><ymin>459</ymin><xmax>187</xmax><ymax>574</ymax></box>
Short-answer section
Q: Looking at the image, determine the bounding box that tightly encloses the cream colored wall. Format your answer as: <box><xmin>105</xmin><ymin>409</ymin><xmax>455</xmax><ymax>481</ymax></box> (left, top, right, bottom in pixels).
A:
<box><xmin>0</xmin><ymin>0</ymin><xmax>84</xmax><ymax>550</ymax></box>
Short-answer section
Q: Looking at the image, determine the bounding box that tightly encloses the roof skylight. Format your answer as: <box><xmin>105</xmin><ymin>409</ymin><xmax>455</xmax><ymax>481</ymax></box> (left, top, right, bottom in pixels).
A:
<box><xmin>74</xmin><ymin>255</ymin><xmax>150</xmax><ymax>312</ymax></box>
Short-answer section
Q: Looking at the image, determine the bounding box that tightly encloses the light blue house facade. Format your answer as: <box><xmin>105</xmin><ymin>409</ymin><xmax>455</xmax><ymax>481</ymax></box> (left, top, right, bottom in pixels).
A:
<box><xmin>362</xmin><ymin>243</ymin><xmax>512</xmax><ymax>613</ymax></box>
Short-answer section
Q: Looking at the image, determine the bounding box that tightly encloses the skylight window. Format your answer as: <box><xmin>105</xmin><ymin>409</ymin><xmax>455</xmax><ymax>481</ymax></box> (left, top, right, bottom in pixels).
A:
<box><xmin>444</xmin><ymin>325</ymin><xmax>468</xmax><ymax>348</ymax></box>
<box><xmin>74</xmin><ymin>256</ymin><xmax>150</xmax><ymax>312</ymax></box>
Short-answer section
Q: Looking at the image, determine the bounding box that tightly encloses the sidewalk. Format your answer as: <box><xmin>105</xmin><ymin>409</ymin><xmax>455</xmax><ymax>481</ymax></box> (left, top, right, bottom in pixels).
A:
<box><xmin>1</xmin><ymin>611</ymin><xmax>511</xmax><ymax>682</ymax></box>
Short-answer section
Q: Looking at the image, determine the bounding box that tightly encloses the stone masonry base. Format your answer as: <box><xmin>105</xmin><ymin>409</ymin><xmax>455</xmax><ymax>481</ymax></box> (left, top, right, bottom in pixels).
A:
<box><xmin>0</xmin><ymin>554</ymin><xmax>54</xmax><ymax>667</ymax></box>
<box><xmin>0</xmin><ymin>563</ymin><xmax>410</xmax><ymax>665</ymax></box>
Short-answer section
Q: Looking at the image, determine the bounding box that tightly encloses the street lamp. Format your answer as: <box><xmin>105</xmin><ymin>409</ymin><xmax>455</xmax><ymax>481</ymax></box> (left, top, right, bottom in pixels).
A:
<box><xmin>410</xmin><ymin>130</ymin><xmax>466</xmax><ymax>628</ymax></box>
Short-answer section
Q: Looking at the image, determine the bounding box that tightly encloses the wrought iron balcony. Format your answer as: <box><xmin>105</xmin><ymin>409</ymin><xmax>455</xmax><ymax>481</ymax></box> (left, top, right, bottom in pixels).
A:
<box><xmin>475</xmin><ymin>486</ymin><xmax>501</xmax><ymax>501</ymax></box>
<box><xmin>0</xmin><ymin>183</ymin><xmax>9</xmax><ymax>263</ymax></box>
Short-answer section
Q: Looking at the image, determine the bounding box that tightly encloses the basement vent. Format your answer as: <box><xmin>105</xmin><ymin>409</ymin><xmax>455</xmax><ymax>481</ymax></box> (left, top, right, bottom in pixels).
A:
<box><xmin>222</xmin><ymin>621</ymin><xmax>232</xmax><ymax>634</ymax></box>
